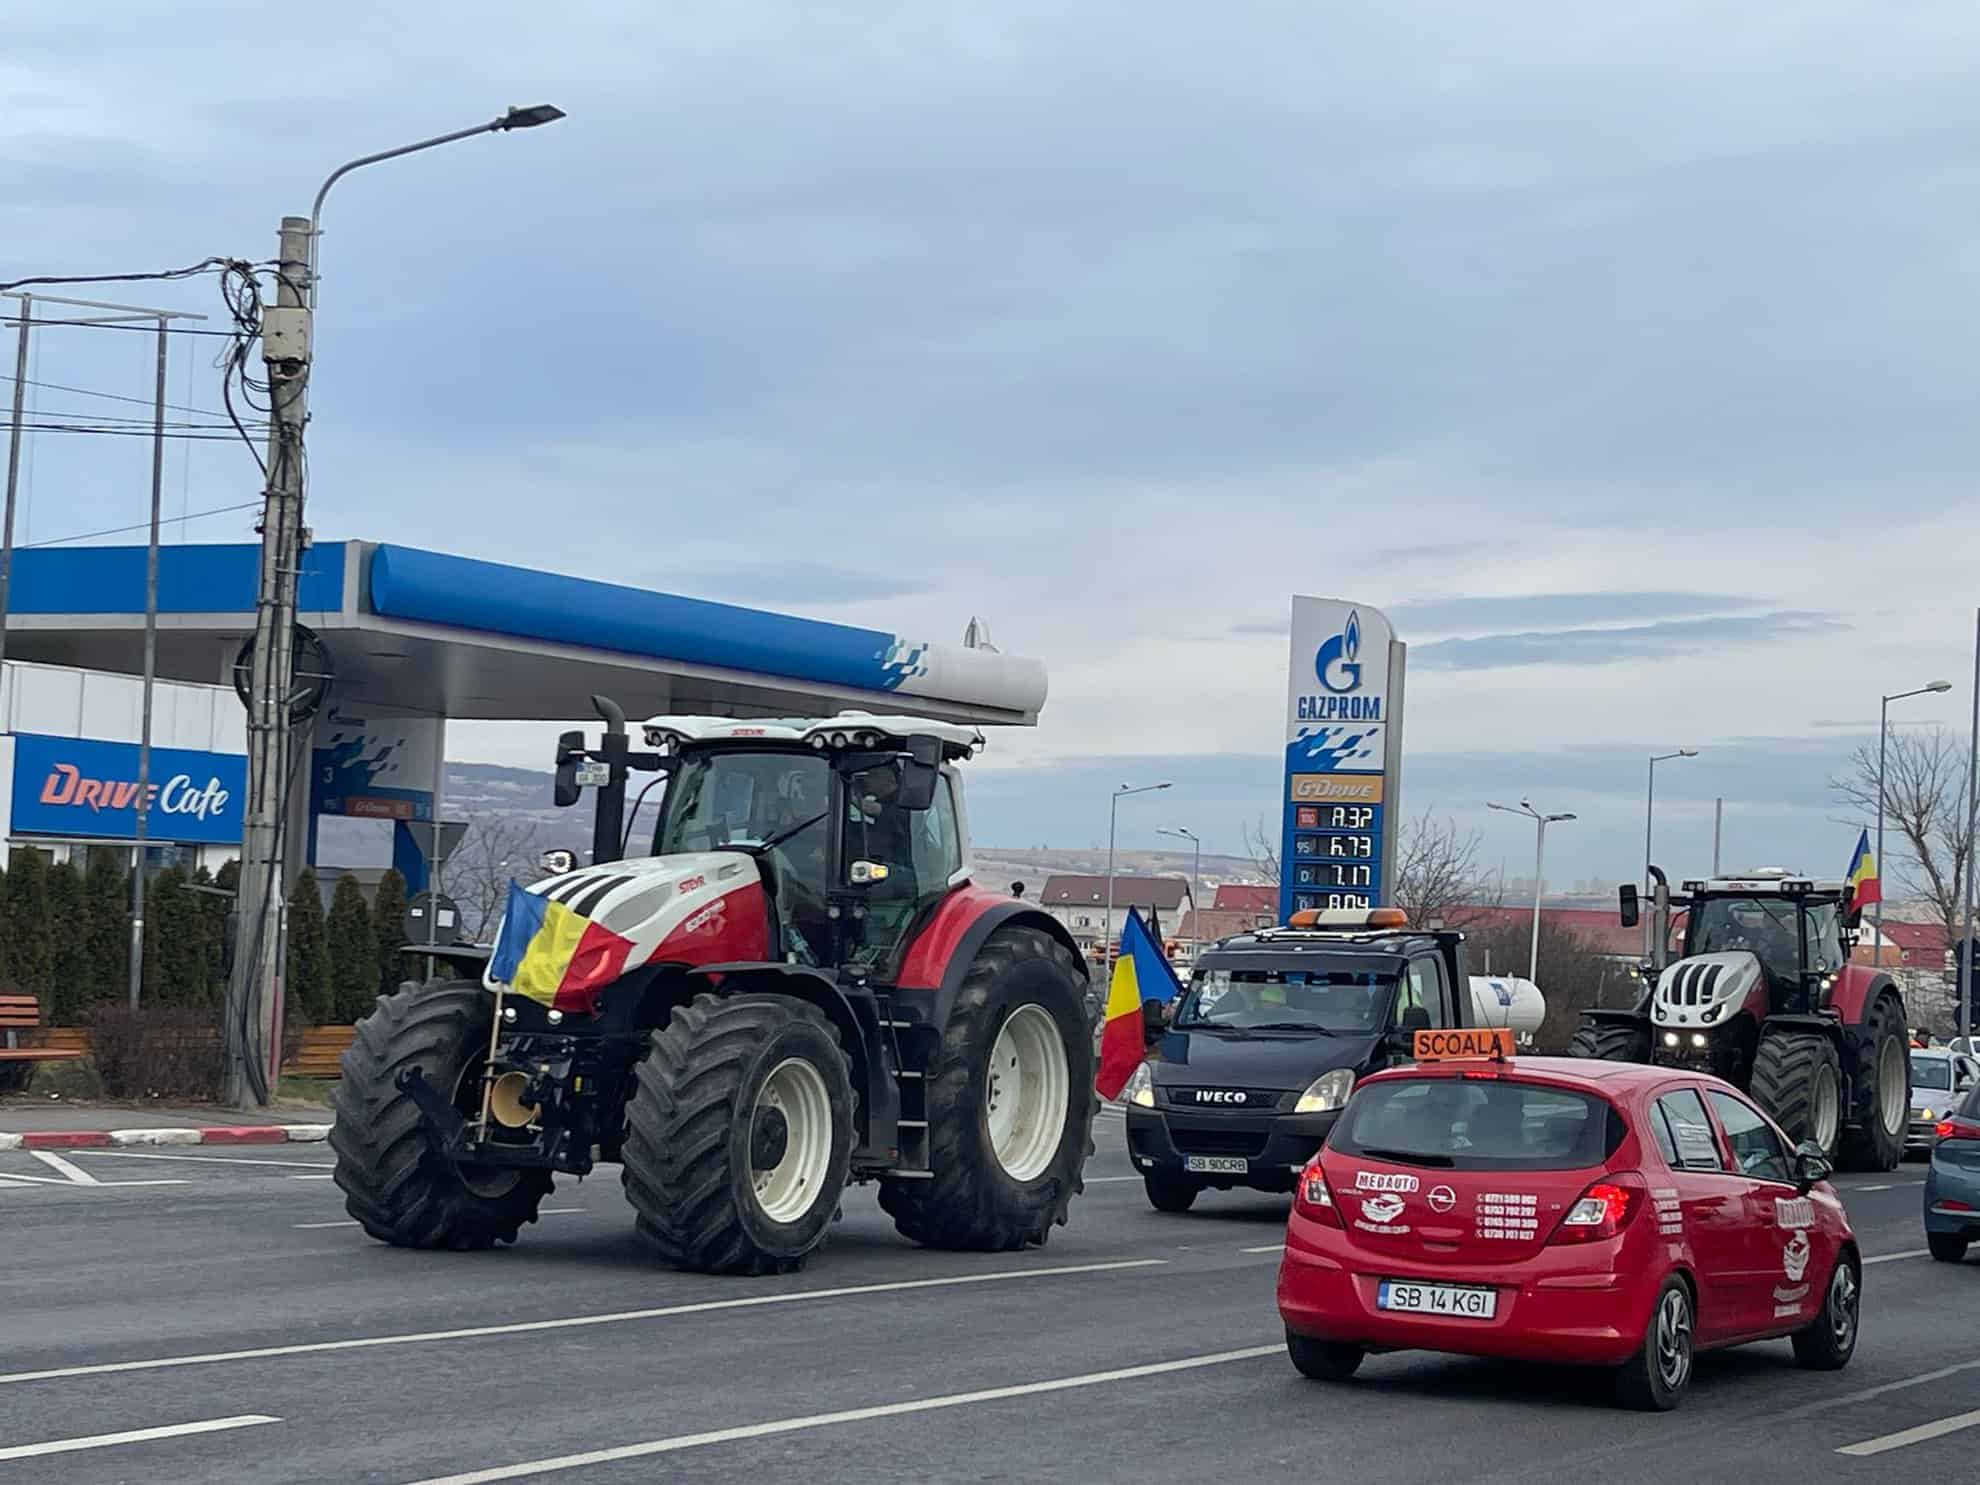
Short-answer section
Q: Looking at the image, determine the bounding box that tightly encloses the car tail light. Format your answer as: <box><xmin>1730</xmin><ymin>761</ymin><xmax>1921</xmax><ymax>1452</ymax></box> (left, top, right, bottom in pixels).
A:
<box><xmin>1548</xmin><ymin>1171</ymin><xmax>1646</xmax><ymax>1245</ymax></box>
<box><xmin>1936</xmin><ymin>1117</ymin><xmax>1980</xmax><ymax>1142</ymax></box>
<box><xmin>1939</xmin><ymin>1198</ymin><xmax>1976</xmax><ymax>1212</ymax></box>
<box><xmin>1295</xmin><ymin>1162</ymin><xmax>1340</xmax><ymax>1227</ymax></box>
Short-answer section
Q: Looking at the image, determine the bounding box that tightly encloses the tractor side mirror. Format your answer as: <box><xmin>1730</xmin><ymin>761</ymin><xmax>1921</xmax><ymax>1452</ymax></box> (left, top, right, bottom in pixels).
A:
<box><xmin>1618</xmin><ymin>884</ymin><xmax>1640</xmax><ymax>929</ymax></box>
<box><xmin>1793</xmin><ymin>1139</ymin><xmax>1833</xmax><ymax>1193</ymax></box>
<box><xmin>892</xmin><ymin>735</ymin><xmax>943</xmax><ymax>811</ymax></box>
<box><xmin>553</xmin><ymin>730</ymin><xmax>585</xmax><ymax>808</ymax></box>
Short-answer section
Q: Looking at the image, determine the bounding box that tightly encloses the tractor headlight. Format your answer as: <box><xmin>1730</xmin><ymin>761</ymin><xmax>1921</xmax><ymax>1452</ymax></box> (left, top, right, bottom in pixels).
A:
<box><xmin>1690</xmin><ymin>1033</ymin><xmax>1708</xmax><ymax>1048</ymax></box>
<box><xmin>1294</xmin><ymin>1068</ymin><xmax>1356</xmax><ymax>1115</ymax></box>
<box><xmin>1662</xmin><ymin>1031</ymin><xmax>1680</xmax><ymax>1048</ymax></box>
<box><xmin>1123</xmin><ymin>1061</ymin><xmax>1157</xmax><ymax>1109</ymax></box>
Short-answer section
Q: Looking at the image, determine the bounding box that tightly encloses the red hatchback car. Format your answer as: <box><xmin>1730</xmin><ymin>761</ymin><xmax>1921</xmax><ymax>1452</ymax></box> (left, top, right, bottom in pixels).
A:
<box><xmin>1277</xmin><ymin>1050</ymin><xmax>1859</xmax><ymax>1409</ymax></box>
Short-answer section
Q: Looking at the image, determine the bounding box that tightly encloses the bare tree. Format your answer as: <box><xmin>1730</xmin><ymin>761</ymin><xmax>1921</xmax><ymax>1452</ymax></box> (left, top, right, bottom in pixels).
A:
<box><xmin>439</xmin><ymin>814</ymin><xmax>545</xmax><ymax>940</ymax></box>
<box><xmin>1393</xmin><ymin>811</ymin><xmax>1499</xmax><ymax>929</ymax></box>
<box><xmin>1829</xmin><ymin>727</ymin><xmax>1974</xmax><ymax>946</ymax></box>
<box><xmin>1242</xmin><ymin>815</ymin><xmax>1281</xmax><ymax>887</ymax></box>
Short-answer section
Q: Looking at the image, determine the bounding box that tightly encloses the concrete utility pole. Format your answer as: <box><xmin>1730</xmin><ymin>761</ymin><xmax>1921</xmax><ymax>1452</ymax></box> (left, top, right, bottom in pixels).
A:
<box><xmin>222</xmin><ymin>105</ymin><xmax>565</xmax><ymax>1105</ymax></box>
<box><xmin>222</xmin><ymin>217</ymin><xmax>311</xmax><ymax>1107</ymax></box>
<box><xmin>0</xmin><ymin>293</ymin><xmax>29</xmax><ymax>682</ymax></box>
<box><xmin>1962</xmin><ymin>611</ymin><xmax>1978</xmax><ymax>1049</ymax></box>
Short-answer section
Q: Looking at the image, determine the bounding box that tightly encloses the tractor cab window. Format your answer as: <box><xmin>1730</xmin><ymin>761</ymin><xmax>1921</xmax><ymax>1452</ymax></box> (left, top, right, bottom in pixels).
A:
<box><xmin>842</xmin><ymin>767</ymin><xmax>958</xmax><ymax>969</ymax></box>
<box><xmin>656</xmin><ymin>751</ymin><xmax>834</xmax><ymax>961</ymax></box>
<box><xmin>1692</xmin><ymin>895</ymin><xmax>1837</xmax><ymax>983</ymax></box>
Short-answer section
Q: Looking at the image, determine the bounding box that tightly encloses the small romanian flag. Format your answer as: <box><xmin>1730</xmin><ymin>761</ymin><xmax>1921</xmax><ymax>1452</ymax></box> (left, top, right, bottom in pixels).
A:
<box><xmin>486</xmin><ymin>879</ymin><xmax>634</xmax><ymax>1012</ymax></box>
<box><xmin>1095</xmin><ymin>909</ymin><xmax>1183</xmax><ymax>1100</ymax></box>
<box><xmin>1844</xmin><ymin>829</ymin><xmax>1880</xmax><ymax>910</ymax></box>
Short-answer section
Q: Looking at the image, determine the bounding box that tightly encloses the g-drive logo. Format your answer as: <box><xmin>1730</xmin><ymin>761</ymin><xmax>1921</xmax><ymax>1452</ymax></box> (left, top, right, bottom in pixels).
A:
<box><xmin>1298</xmin><ymin>609</ymin><xmax>1382</xmax><ymax>722</ymax></box>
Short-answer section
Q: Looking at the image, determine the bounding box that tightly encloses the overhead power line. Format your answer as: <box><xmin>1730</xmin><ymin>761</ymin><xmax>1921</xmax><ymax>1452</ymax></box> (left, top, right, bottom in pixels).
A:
<box><xmin>0</xmin><ymin>370</ymin><xmax>234</xmax><ymax>421</ymax></box>
<box><xmin>24</xmin><ymin>500</ymin><xmax>263</xmax><ymax>549</ymax></box>
<box><xmin>0</xmin><ymin>258</ymin><xmax>236</xmax><ymax>293</ymax></box>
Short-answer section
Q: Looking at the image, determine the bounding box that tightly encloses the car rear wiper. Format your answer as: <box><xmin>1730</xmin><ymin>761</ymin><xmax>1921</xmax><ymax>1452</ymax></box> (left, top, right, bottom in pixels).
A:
<box><xmin>1355</xmin><ymin>1146</ymin><xmax>1455</xmax><ymax>1168</ymax></box>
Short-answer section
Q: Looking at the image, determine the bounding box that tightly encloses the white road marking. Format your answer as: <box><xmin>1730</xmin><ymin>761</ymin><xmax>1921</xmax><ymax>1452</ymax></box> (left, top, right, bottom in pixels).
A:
<box><xmin>1856</xmin><ymin>1184</ymin><xmax>1893</xmax><ymax>1192</ymax></box>
<box><xmin>1838</xmin><ymin>1406</ymin><xmax>1980</xmax><ymax>1456</ymax></box>
<box><xmin>1241</xmin><ymin>1243</ymin><xmax>1285</xmax><ymax>1254</ymax></box>
<box><xmin>0</xmin><ymin>1258</ymin><xmax>1168</xmax><ymax>1387</ymax></box>
<box><xmin>0</xmin><ymin>1175</ymin><xmax>189</xmax><ymax>1189</ymax></box>
<box><xmin>288</xmin><ymin>1174</ymin><xmax>337</xmax><ymax>1181</ymax></box>
<box><xmin>1785</xmin><ymin>1356</ymin><xmax>1980</xmax><ymax>1417</ymax></box>
<box><xmin>31</xmin><ymin>1150</ymin><xmax>100</xmax><ymax>1184</ymax></box>
<box><xmin>0</xmin><ymin>1414</ymin><xmax>278</xmax><ymax>1463</ymax></box>
<box><xmin>402</xmin><ymin>1345</ymin><xmax>1281</xmax><ymax>1484</ymax></box>
<box><xmin>69</xmin><ymin>1149</ymin><xmax>335</xmax><ymax>1170</ymax></box>
<box><xmin>1083</xmin><ymin>1176</ymin><xmax>1142</xmax><ymax>1184</ymax></box>
<box><xmin>1863</xmin><ymin>1248</ymin><xmax>1931</xmax><ymax>1265</ymax></box>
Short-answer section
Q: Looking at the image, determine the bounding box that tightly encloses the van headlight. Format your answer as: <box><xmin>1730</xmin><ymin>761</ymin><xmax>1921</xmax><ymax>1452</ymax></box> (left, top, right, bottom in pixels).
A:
<box><xmin>1294</xmin><ymin>1068</ymin><xmax>1356</xmax><ymax>1114</ymax></box>
<box><xmin>1123</xmin><ymin>1061</ymin><xmax>1156</xmax><ymax>1109</ymax></box>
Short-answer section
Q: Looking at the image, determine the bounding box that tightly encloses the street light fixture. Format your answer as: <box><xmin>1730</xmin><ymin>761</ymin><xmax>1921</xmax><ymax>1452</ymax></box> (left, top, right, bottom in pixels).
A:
<box><xmin>1156</xmin><ymin>827</ymin><xmax>1202</xmax><ymax>963</ymax></box>
<box><xmin>308</xmin><ymin>104</ymin><xmax>568</xmax><ymax>308</ymax></box>
<box><xmin>1106</xmin><ymin>782</ymin><xmax>1172</xmax><ymax>974</ymax></box>
<box><xmin>1488</xmin><ymin>799</ymin><xmax>1576</xmax><ymax>984</ymax></box>
<box><xmin>1875</xmin><ymin>681</ymin><xmax>1954</xmax><ymax>960</ymax></box>
<box><xmin>1644</xmin><ymin>748</ymin><xmax>1699</xmax><ymax>956</ymax></box>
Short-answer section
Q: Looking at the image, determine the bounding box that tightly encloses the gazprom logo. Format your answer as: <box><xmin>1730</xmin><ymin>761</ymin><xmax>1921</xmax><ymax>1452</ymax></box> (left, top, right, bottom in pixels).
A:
<box><xmin>1316</xmin><ymin>610</ymin><xmax>1363</xmax><ymax>694</ymax></box>
<box><xmin>1299</xmin><ymin>609</ymin><xmax>1382</xmax><ymax>722</ymax></box>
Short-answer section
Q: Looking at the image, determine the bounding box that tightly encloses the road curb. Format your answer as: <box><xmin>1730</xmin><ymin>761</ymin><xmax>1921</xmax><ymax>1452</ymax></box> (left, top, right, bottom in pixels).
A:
<box><xmin>0</xmin><ymin>1124</ymin><xmax>332</xmax><ymax>1150</ymax></box>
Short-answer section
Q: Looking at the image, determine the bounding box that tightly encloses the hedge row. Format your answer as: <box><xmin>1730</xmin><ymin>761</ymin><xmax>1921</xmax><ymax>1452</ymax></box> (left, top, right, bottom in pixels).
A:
<box><xmin>0</xmin><ymin>855</ymin><xmax>413</xmax><ymax>1027</ymax></box>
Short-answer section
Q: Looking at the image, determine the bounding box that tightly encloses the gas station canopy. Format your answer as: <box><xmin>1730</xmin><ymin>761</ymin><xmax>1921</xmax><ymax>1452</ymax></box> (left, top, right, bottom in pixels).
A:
<box><xmin>4</xmin><ymin>541</ymin><xmax>1047</xmax><ymax>726</ymax></box>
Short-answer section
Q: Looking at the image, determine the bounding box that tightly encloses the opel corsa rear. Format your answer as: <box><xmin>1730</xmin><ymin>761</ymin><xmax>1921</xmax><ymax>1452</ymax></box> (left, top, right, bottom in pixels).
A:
<box><xmin>1276</xmin><ymin>1053</ymin><xmax>1858</xmax><ymax>1409</ymax></box>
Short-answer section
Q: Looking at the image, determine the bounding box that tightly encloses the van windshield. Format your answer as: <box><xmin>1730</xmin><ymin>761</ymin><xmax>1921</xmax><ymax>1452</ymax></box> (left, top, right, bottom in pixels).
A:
<box><xmin>1329</xmin><ymin>1077</ymin><xmax>1624</xmax><ymax>1171</ymax></box>
<box><xmin>1174</xmin><ymin>958</ymin><xmax>1396</xmax><ymax>1033</ymax></box>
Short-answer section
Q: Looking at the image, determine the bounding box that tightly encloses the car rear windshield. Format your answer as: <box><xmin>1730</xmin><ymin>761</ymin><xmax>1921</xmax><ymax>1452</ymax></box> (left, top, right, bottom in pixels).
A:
<box><xmin>1328</xmin><ymin>1077</ymin><xmax>1626</xmax><ymax>1171</ymax></box>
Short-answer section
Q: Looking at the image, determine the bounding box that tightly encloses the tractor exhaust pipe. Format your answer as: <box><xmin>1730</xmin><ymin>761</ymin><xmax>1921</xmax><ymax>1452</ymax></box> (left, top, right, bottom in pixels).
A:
<box><xmin>591</xmin><ymin>695</ymin><xmax>630</xmax><ymax>867</ymax></box>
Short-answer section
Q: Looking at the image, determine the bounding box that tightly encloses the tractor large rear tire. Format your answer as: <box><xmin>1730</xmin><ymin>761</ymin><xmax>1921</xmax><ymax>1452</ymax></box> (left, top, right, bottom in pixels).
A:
<box><xmin>1837</xmin><ymin>991</ymin><xmax>1907</xmax><ymax>1173</ymax></box>
<box><xmin>1749</xmin><ymin>1030</ymin><xmax>1843</xmax><ymax>1159</ymax></box>
<box><xmin>1568</xmin><ymin>1017</ymin><xmax>1652</xmax><ymax>1065</ymax></box>
<box><xmin>330</xmin><ymin>982</ymin><xmax>553</xmax><ymax>1250</ymax></box>
<box><xmin>879</xmin><ymin>927</ymin><xmax>1095</xmax><ymax>1251</ymax></box>
<box><xmin>621</xmin><ymin>993</ymin><xmax>854</xmax><ymax>1276</ymax></box>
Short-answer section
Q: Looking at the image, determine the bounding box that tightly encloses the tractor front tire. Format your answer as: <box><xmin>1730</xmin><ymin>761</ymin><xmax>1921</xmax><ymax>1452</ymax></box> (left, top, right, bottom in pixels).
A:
<box><xmin>330</xmin><ymin>982</ymin><xmax>553</xmax><ymax>1250</ymax></box>
<box><xmin>1750</xmin><ymin>1030</ymin><xmax>1844</xmax><ymax>1159</ymax></box>
<box><xmin>1568</xmin><ymin>1017</ymin><xmax>1652</xmax><ymax>1065</ymax></box>
<box><xmin>880</xmin><ymin>927</ymin><xmax>1095</xmax><ymax>1251</ymax></box>
<box><xmin>1838</xmin><ymin>991</ymin><xmax>1908</xmax><ymax>1173</ymax></box>
<box><xmin>621</xmin><ymin>993</ymin><xmax>854</xmax><ymax>1276</ymax></box>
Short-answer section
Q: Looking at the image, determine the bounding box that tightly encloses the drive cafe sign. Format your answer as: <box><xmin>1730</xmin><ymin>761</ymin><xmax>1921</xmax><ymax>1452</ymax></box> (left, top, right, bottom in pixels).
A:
<box><xmin>39</xmin><ymin>763</ymin><xmax>230</xmax><ymax>822</ymax></box>
<box><xmin>10</xmin><ymin>733</ymin><xmax>247</xmax><ymax>845</ymax></box>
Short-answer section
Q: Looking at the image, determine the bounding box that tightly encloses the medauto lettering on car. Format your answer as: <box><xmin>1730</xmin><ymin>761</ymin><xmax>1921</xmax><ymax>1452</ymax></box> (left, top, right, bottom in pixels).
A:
<box><xmin>1277</xmin><ymin>1056</ymin><xmax>1863</xmax><ymax>1410</ymax></box>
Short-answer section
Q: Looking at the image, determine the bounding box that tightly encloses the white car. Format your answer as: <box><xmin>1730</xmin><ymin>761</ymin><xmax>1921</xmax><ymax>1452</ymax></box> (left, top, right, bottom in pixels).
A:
<box><xmin>1909</xmin><ymin>1049</ymin><xmax>1980</xmax><ymax>1155</ymax></box>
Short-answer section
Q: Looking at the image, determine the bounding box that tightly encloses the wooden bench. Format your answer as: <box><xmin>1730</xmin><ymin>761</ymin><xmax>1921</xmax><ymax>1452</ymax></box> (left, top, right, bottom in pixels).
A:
<box><xmin>285</xmin><ymin>1025</ymin><xmax>356</xmax><ymax>1080</ymax></box>
<box><xmin>0</xmin><ymin>994</ymin><xmax>81</xmax><ymax>1091</ymax></box>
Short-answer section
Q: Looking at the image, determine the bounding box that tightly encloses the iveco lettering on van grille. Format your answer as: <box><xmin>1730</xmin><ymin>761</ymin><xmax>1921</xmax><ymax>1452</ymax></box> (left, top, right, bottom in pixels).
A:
<box><xmin>38</xmin><ymin>763</ymin><xmax>232</xmax><ymax>820</ymax></box>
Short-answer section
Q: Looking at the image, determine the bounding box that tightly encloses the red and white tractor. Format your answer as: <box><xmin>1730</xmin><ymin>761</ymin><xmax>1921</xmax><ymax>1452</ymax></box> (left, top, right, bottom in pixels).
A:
<box><xmin>331</xmin><ymin>699</ymin><xmax>1097</xmax><ymax>1273</ymax></box>
<box><xmin>1570</xmin><ymin>868</ymin><xmax>1908</xmax><ymax>1170</ymax></box>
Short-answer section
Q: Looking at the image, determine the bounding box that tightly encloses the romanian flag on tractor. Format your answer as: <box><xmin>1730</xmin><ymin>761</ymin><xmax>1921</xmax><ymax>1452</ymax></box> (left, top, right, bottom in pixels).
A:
<box><xmin>1844</xmin><ymin>829</ymin><xmax>1880</xmax><ymax>911</ymax></box>
<box><xmin>1095</xmin><ymin>909</ymin><xmax>1184</xmax><ymax>1099</ymax></box>
<box><xmin>487</xmin><ymin>879</ymin><xmax>635</xmax><ymax>1011</ymax></box>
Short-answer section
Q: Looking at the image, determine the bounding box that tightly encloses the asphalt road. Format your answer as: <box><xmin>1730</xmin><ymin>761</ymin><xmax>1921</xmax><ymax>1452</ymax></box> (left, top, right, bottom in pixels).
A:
<box><xmin>3</xmin><ymin>1111</ymin><xmax>1976</xmax><ymax>1483</ymax></box>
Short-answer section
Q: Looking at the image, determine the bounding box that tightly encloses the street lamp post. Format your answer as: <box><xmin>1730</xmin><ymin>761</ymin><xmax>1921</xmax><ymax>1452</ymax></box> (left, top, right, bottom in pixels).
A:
<box><xmin>1105</xmin><ymin>782</ymin><xmax>1171</xmax><ymax>974</ymax></box>
<box><xmin>1644</xmin><ymin>749</ymin><xmax>1698</xmax><ymax>956</ymax></box>
<box><xmin>1489</xmin><ymin>799</ymin><xmax>1576</xmax><ymax>984</ymax></box>
<box><xmin>1156</xmin><ymin>827</ymin><xmax>1201</xmax><ymax>961</ymax></box>
<box><xmin>224</xmin><ymin>104</ymin><xmax>566</xmax><ymax>1107</ymax></box>
<box><xmin>1875</xmin><ymin>681</ymin><xmax>1954</xmax><ymax>965</ymax></box>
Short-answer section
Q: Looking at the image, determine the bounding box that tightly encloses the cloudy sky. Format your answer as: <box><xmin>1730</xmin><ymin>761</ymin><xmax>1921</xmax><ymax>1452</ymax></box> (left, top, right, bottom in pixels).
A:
<box><xmin>7</xmin><ymin>2</ymin><xmax>1978</xmax><ymax>887</ymax></box>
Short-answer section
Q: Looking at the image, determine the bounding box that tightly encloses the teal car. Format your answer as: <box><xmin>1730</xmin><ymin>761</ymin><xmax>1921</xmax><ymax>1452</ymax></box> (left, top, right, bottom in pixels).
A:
<box><xmin>1925</xmin><ymin>1079</ymin><xmax>1980</xmax><ymax>1263</ymax></box>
